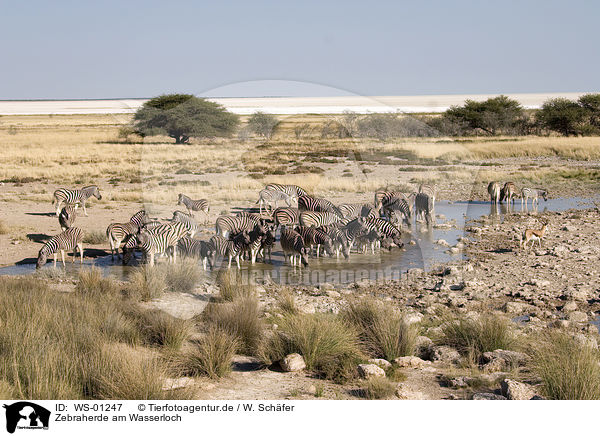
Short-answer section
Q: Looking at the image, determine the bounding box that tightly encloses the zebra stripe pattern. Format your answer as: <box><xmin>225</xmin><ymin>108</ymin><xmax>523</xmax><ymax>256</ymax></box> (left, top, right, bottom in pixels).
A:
<box><xmin>215</xmin><ymin>214</ymin><xmax>261</xmax><ymax>237</ymax></box>
<box><xmin>106</xmin><ymin>210</ymin><xmax>149</xmax><ymax>260</ymax></box>
<box><xmin>521</xmin><ymin>187</ymin><xmax>547</xmax><ymax>206</ymax></box>
<box><xmin>177</xmin><ymin>237</ymin><xmax>214</xmax><ymax>270</ymax></box>
<box><xmin>415</xmin><ymin>193</ymin><xmax>434</xmax><ymax>224</ymax></box>
<box><xmin>53</xmin><ymin>185</ymin><xmax>102</xmax><ymax>216</ymax></box>
<box><xmin>319</xmin><ymin>225</ymin><xmax>350</xmax><ymax>259</ymax></box>
<box><xmin>36</xmin><ymin>227</ymin><xmax>84</xmax><ymax>269</ymax></box>
<box><xmin>294</xmin><ymin>226</ymin><xmax>334</xmax><ymax>257</ymax></box>
<box><xmin>280</xmin><ymin>228</ymin><xmax>309</xmax><ymax>267</ymax></box>
<box><xmin>273</xmin><ymin>207</ymin><xmax>300</xmax><ymax>228</ymax></box>
<box><xmin>374</xmin><ymin>190</ymin><xmax>404</xmax><ymax>212</ymax></box>
<box><xmin>364</xmin><ymin>217</ymin><xmax>404</xmax><ymax>247</ymax></box>
<box><xmin>172</xmin><ymin>210</ymin><xmax>199</xmax><ymax>238</ymax></box>
<box><xmin>500</xmin><ymin>182</ymin><xmax>518</xmax><ymax>203</ymax></box>
<box><xmin>256</xmin><ymin>189</ymin><xmax>296</xmax><ymax>214</ymax></box>
<box><xmin>297</xmin><ymin>195</ymin><xmax>342</xmax><ymax>216</ymax></box>
<box><xmin>338</xmin><ymin>203</ymin><xmax>377</xmax><ymax>219</ymax></box>
<box><xmin>488</xmin><ymin>181</ymin><xmax>501</xmax><ymax>204</ymax></box>
<box><xmin>264</xmin><ymin>183</ymin><xmax>308</xmax><ymax>198</ymax></box>
<box><xmin>137</xmin><ymin>222</ymin><xmax>189</xmax><ymax>265</ymax></box>
<box><xmin>177</xmin><ymin>194</ymin><xmax>209</xmax><ymax>219</ymax></box>
<box><xmin>58</xmin><ymin>205</ymin><xmax>77</xmax><ymax>231</ymax></box>
<box><xmin>209</xmin><ymin>231</ymin><xmax>251</xmax><ymax>269</ymax></box>
<box><xmin>299</xmin><ymin>211</ymin><xmax>341</xmax><ymax>227</ymax></box>
<box><xmin>382</xmin><ymin>195</ymin><xmax>413</xmax><ymax>227</ymax></box>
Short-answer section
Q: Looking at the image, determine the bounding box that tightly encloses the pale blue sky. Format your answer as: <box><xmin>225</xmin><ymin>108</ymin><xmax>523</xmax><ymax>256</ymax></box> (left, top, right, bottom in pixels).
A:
<box><xmin>0</xmin><ymin>0</ymin><xmax>597</xmax><ymax>99</ymax></box>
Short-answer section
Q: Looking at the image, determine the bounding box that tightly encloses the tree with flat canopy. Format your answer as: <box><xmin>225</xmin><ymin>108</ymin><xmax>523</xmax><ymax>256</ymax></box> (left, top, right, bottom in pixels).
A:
<box><xmin>133</xmin><ymin>94</ymin><xmax>239</xmax><ymax>144</ymax></box>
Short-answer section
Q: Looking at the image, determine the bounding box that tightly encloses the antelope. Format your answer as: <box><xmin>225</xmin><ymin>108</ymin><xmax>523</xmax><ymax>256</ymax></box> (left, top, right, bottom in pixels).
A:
<box><xmin>520</xmin><ymin>220</ymin><xmax>548</xmax><ymax>250</ymax></box>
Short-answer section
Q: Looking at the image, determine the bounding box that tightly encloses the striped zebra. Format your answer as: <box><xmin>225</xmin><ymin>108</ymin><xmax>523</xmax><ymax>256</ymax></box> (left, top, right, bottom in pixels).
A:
<box><xmin>521</xmin><ymin>187</ymin><xmax>547</xmax><ymax>207</ymax></box>
<box><xmin>374</xmin><ymin>190</ymin><xmax>403</xmax><ymax>212</ymax></box>
<box><xmin>241</xmin><ymin>223</ymin><xmax>268</xmax><ymax>264</ymax></box>
<box><xmin>209</xmin><ymin>231</ymin><xmax>251</xmax><ymax>269</ymax></box>
<box><xmin>58</xmin><ymin>205</ymin><xmax>77</xmax><ymax>231</ymax></box>
<box><xmin>106</xmin><ymin>210</ymin><xmax>149</xmax><ymax>260</ymax></box>
<box><xmin>488</xmin><ymin>181</ymin><xmax>501</xmax><ymax>203</ymax></box>
<box><xmin>53</xmin><ymin>185</ymin><xmax>102</xmax><ymax>216</ymax></box>
<box><xmin>500</xmin><ymin>182</ymin><xmax>519</xmax><ymax>204</ymax></box>
<box><xmin>418</xmin><ymin>183</ymin><xmax>436</xmax><ymax>199</ymax></box>
<box><xmin>177</xmin><ymin>194</ymin><xmax>209</xmax><ymax>221</ymax></box>
<box><xmin>343</xmin><ymin>217</ymin><xmax>372</xmax><ymax>251</ymax></box>
<box><xmin>256</xmin><ymin>189</ymin><xmax>297</xmax><ymax>215</ymax></box>
<box><xmin>297</xmin><ymin>195</ymin><xmax>342</xmax><ymax>217</ymax></box>
<box><xmin>138</xmin><ymin>222</ymin><xmax>189</xmax><ymax>265</ymax></box>
<box><xmin>382</xmin><ymin>196</ymin><xmax>413</xmax><ymax>227</ymax></box>
<box><xmin>215</xmin><ymin>214</ymin><xmax>261</xmax><ymax>237</ymax></box>
<box><xmin>364</xmin><ymin>217</ymin><xmax>404</xmax><ymax>248</ymax></box>
<box><xmin>319</xmin><ymin>225</ymin><xmax>350</xmax><ymax>259</ymax></box>
<box><xmin>258</xmin><ymin>227</ymin><xmax>276</xmax><ymax>262</ymax></box>
<box><xmin>121</xmin><ymin>234</ymin><xmax>139</xmax><ymax>265</ymax></box>
<box><xmin>36</xmin><ymin>227</ymin><xmax>84</xmax><ymax>269</ymax></box>
<box><xmin>171</xmin><ymin>210</ymin><xmax>199</xmax><ymax>238</ymax></box>
<box><xmin>280</xmin><ymin>228</ymin><xmax>309</xmax><ymax>267</ymax></box>
<box><xmin>294</xmin><ymin>226</ymin><xmax>334</xmax><ymax>257</ymax></box>
<box><xmin>177</xmin><ymin>237</ymin><xmax>214</xmax><ymax>270</ymax></box>
<box><xmin>338</xmin><ymin>203</ymin><xmax>377</xmax><ymax>219</ymax></box>
<box><xmin>356</xmin><ymin>228</ymin><xmax>383</xmax><ymax>254</ymax></box>
<box><xmin>273</xmin><ymin>207</ymin><xmax>300</xmax><ymax>228</ymax></box>
<box><xmin>415</xmin><ymin>193</ymin><xmax>434</xmax><ymax>224</ymax></box>
<box><xmin>299</xmin><ymin>211</ymin><xmax>341</xmax><ymax>227</ymax></box>
<box><xmin>265</xmin><ymin>183</ymin><xmax>308</xmax><ymax>198</ymax></box>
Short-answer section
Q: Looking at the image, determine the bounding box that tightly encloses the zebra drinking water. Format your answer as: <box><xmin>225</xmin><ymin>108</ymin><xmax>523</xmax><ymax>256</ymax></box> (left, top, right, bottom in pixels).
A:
<box><xmin>53</xmin><ymin>185</ymin><xmax>102</xmax><ymax>216</ymax></box>
<box><xmin>177</xmin><ymin>237</ymin><xmax>214</xmax><ymax>270</ymax></box>
<box><xmin>106</xmin><ymin>210</ymin><xmax>150</xmax><ymax>260</ymax></box>
<box><xmin>280</xmin><ymin>228</ymin><xmax>309</xmax><ymax>267</ymax></box>
<box><xmin>209</xmin><ymin>231</ymin><xmax>251</xmax><ymax>269</ymax></box>
<box><xmin>294</xmin><ymin>226</ymin><xmax>334</xmax><ymax>257</ymax></box>
<box><xmin>36</xmin><ymin>227</ymin><xmax>84</xmax><ymax>269</ymax></box>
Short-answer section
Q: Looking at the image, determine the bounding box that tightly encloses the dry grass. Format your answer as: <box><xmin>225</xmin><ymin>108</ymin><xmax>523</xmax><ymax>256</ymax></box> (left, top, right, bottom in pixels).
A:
<box><xmin>158</xmin><ymin>260</ymin><xmax>204</xmax><ymax>293</ymax></box>
<box><xmin>133</xmin><ymin>309</ymin><xmax>194</xmax><ymax>351</ymax></box>
<box><xmin>76</xmin><ymin>267</ymin><xmax>121</xmax><ymax>297</ymax></box>
<box><xmin>276</xmin><ymin>289</ymin><xmax>298</xmax><ymax>315</ymax></box>
<box><xmin>126</xmin><ymin>266</ymin><xmax>167</xmax><ymax>301</ymax></box>
<box><xmin>83</xmin><ymin>230</ymin><xmax>106</xmax><ymax>245</ymax></box>
<box><xmin>359</xmin><ymin>377</ymin><xmax>397</xmax><ymax>399</ymax></box>
<box><xmin>216</xmin><ymin>269</ymin><xmax>256</xmax><ymax>301</ymax></box>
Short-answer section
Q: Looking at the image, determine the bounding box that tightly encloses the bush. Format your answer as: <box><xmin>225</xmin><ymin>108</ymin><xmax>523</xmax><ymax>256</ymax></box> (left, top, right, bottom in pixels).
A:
<box><xmin>158</xmin><ymin>260</ymin><xmax>203</xmax><ymax>293</ymax></box>
<box><xmin>176</xmin><ymin>327</ymin><xmax>238</xmax><ymax>379</ymax></box>
<box><xmin>126</xmin><ymin>266</ymin><xmax>167</xmax><ymax>301</ymax></box>
<box><xmin>340</xmin><ymin>298</ymin><xmax>417</xmax><ymax>361</ymax></box>
<box><xmin>247</xmin><ymin>112</ymin><xmax>279</xmax><ymax>140</ymax></box>
<box><xmin>133</xmin><ymin>94</ymin><xmax>239</xmax><ymax>144</ymax></box>
<box><xmin>261</xmin><ymin>313</ymin><xmax>363</xmax><ymax>381</ymax></box>
<box><xmin>216</xmin><ymin>269</ymin><xmax>256</xmax><ymax>301</ymax></box>
<box><xmin>202</xmin><ymin>296</ymin><xmax>264</xmax><ymax>355</ymax></box>
<box><xmin>76</xmin><ymin>267</ymin><xmax>121</xmax><ymax>297</ymax></box>
<box><xmin>134</xmin><ymin>309</ymin><xmax>193</xmax><ymax>351</ymax></box>
<box><xmin>536</xmin><ymin>98</ymin><xmax>587</xmax><ymax>136</ymax></box>
<box><xmin>439</xmin><ymin>315</ymin><xmax>514</xmax><ymax>362</ymax></box>
<box><xmin>531</xmin><ymin>332</ymin><xmax>600</xmax><ymax>400</ymax></box>
<box><xmin>276</xmin><ymin>289</ymin><xmax>298</xmax><ymax>315</ymax></box>
<box><xmin>83</xmin><ymin>230</ymin><xmax>106</xmax><ymax>245</ymax></box>
<box><xmin>360</xmin><ymin>377</ymin><xmax>397</xmax><ymax>399</ymax></box>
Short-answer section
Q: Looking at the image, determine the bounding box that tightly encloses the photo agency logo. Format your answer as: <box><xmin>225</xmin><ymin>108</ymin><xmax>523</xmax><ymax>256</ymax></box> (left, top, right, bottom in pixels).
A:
<box><xmin>3</xmin><ymin>402</ymin><xmax>50</xmax><ymax>433</ymax></box>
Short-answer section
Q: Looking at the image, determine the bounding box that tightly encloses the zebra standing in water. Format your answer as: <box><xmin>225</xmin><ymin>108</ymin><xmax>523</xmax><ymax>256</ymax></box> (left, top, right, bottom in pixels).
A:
<box><xmin>297</xmin><ymin>195</ymin><xmax>342</xmax><ymax>216</ymax></box>
<box><xmin>299</xmin><ymin>211</ymin><xmax>341</xmax><ymax>227</ymax></box>
<box><xmin>209</xmin><ymin>231</ymin><xmax>251</xmax><ymax>269</ymax></box>
<box><xmin>177</xmin><ymin>194</ymin><xmax>210</xmax><ymax>221</ymax></box>
<box><xmin>319</xmin><ymin>225</ymin><xmax>350</xmax><ymax>259</ymax></box>
<box><xmin>36</xmin><ymin>227</ymin><xmax>84</xmax><ymax>269</ymax></box>
<box><xmin>58</xmin><ymin>205</ymin><xmax>77</xmax><ymax>231</ymax></box>
<box><xmin>488</xmin><ymin>181</ymin><xmax>501</xmax><ymax>203</ymax></box>
<box><xmin>106</xmin><ymin>210</ymin><xmax>149</xmax><ymax>260</ymax></box>
<box><xmin>256</xmin><ymin>189</ymin><xmax>297</xmax><ymax>215</ymax></box>
<box><xmin>215</xmin><ymin>214</ymin><xmax>261</xmax><ymax>237</ymax></box>
<box><xmin>382</xmin><ymin>196</ymin><xmax>413</xmax><ymax>228</ymax></box>
<box><xmin>171</xmin><ymin>210</ymin><xmax>199</xmax><ymax>238</ymax></box>
<box><xmin>53</xmin><ymin>185</ymin><xmax>102</xmax><ymax>216</ymax></box>
<box><xmin>340</xmin><ymin>217</ymin><xmax>371</xmax><ymax>251</ymax></box>
<box><xmin>363</xmin><ymin>217</ymin><xmax>404</xmax><ymax>248</ymax></box>
<box><xmin>521</xmin><ymin>187</ymin><xmax>547</xmax><ymax>207</ymax></box>
<box><xmin>280</xmin><ymin>228</ymin><xmax>309</xmax><ymax>267</ymax></box>
<box><xmin>177</xmin><ymin>237</ymin><xmax>214</xmax><ymax>270</ymax></box>
<box><xmin>415</xmin><ymin>192</ymin><xmax>434</xmax><ymax>224</ymax></box>
<box><xmin>264</xmin><ymin>183</ymin><xmax>308</xmax><ymax>198</ymax></box>
<box><xmin>294</xmin><ymin>226</ymin><xmax>334</xmax><ymax>257</ymax></box>
<box><xmin>137</xmin><ymin>222</ymin><xmax>188</xmax><ymax>266</ymax></box>
<box><xmin>273</xmin><ymin>207</ymin><xmax>300</xmax><ymax>229</ymax></box>
<box><xmin>338</xmin><ymin>203</ymin><xmax>377</xmax><ymax>220</ymax></box>
<box><xmin>500</xmin><ymin>182</ymin><xmax>519</xmax><ymax>205</ymax></box>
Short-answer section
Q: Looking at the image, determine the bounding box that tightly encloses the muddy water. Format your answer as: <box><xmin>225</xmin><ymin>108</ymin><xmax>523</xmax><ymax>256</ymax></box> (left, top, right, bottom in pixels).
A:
<box><xmin>2</xmin><ymin>197</ymin><xmax>595</xmax><ymax>286</ymax></box>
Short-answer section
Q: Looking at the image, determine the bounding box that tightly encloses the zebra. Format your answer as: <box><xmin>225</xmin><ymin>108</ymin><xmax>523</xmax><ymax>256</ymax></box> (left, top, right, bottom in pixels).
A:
<box><xmin>382</xmin><ymin>196</ymin><xmax>413</xmax><ymax>228</ymax></box>
<box><xmin>342</xmin><ymin>217</ymin><xmax>372</xmax><ymax>251</ymax></box>
<box><xmin>356</xmin><ymin>228</ymin><xmax>383</xmax><ymax>254</ymax></box>
<box><xmin>299</xmin><ymin>211</ymin><xmax>341</xmax><ymax>227</ymax></box>
<box><xmin>294</xmin><ymin>226</ymin><xmax>334</xmax><ymax>257</ymax></box>
<box><xmin>215</xmin><ymin>214</ymin><xmax>261</xmax><ymax>238</ymax></box>
<box><xmin>488</xmin><ymin>181</ymin><xmax>501</xmax><ymax>204</ymax></box>
<box><xmin>297</xmin><ymin>195</ymin><xmax>342</xmax><ymax>217</ymax></box>
<box><xmin>177</xmin><ymin>237</ymin><xmax>214</xmax><ymax>270</ymax></box>
<box><xmin>374</xmin><ymin>190</ymin><xmax>411</xmax><ymax>212</ymax></box>
<box><xmin>171</xmin><ymin>210</ymin><xmax>199</xmax><ymax>238</ymax></box>
<box><xmin>273</xmin><ymin>207</ymin><xmax>300</xmax><ymax>228</ymax></box>
<box><xmin>58</xmin><ymin>204</ymin><xmax>77</xmax><ymax>231</ymax></box>
<box><xmin>258</xmin><ymin>227</ymin><xmax>276</xmax><ymax>262</ymax></box>
<box><xmin>53</xmin><ymin>185</ymin><xmax>102</xmax><ymax>216</ymax></box>
<box><xmin>138</xmin><ymin>222</ymin><xmax>189</xmax><ymax>265</ymax></box>
<box><xmin>415</xmin><ymin>192</ymin><xmax>434</xmax><ymax>224</ymax></box>
<box><xmin>338</xmin><ymin>203</ymin><xmax>377</xmax><ymax>220</ymax></box>
<box><xmin>364</xmin><ymin>217</ymin><xmax>404</xmax><ymax>248</ymax></box>
<box><xmin>121</xmin><ymin>234</ymin><xmax>139</xmax><ymax>265</ymax></box>
<box><xmin>240</xmin><ymin>223</ymin><xmax>268</xmax><ymax>264</ymax></box>
<box><xmin>265</xmin><ymin>183</ymin><xmax>308</xmax><ymax>198</ymax></box>
<box><xmin>319</xmin><ymin>225</ymin><xmax>350</xmax><ymax>259</ymax></box>
<box><xmin>256</xmin><ymin>189</ymin><xmax>297</xmax><ymax>215</ymax></box>
<box><xmin>177</xmin><ymin>194</ymin><xmax>209</xmax><ymax>221</ymax></box>
<box><xmin>521</xmin><ymin>187</ymin><xmax>548</xmax><ymax>207</ymax></box>
<box><xmin>106</xmin><ymin>210</ymin><xmax>149</xmax><ymax>260</ymax></box>
<box><xmin>209</xmin><ymin>231</ymin><xmax>251</xmax><ymax>269</ymax></box>
<box><xmin>36</xmin><ymin>227</ymin><xmax>84</xmax><ymax>269</ymax></box>
<box><xmin>500</xmin><ymin>182</ymin><xmax>519</xmax><ymax>204</ymax></box>
<box><xmin>280</xmin><ymin>228</ymin><xmax>309</xmax><ymax>267</ymax></box>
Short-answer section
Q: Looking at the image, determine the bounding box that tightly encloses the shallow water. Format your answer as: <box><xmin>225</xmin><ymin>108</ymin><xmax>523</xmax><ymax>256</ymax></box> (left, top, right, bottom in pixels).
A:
<box><xmin>2</xmin><ymin>197</ymin><xmax>595</xmax><ymax>286</ymax></box>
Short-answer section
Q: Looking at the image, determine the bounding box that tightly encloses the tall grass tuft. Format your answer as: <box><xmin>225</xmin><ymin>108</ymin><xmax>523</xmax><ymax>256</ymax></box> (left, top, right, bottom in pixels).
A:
<box><xmin>531</xmin><ymin>332</ymin><xmax>600</xmax><ymax>400</ymax></box>
<box><xmin>83</xmin><ymin>230</ymin><xmax>106</xmax><ymax>245</ymax></box>
<box><xmin>202</xmin><ymin>296</ymin><xmax>264</xmax><ymax>355</ymax></box>
<box><xmin>262</xmin><ymin>313</ymin><xmax>364</xmax><ymax>381</ymax></box>
<box><xmin>126</xmin><ymin>266</ymin><xmax>167</xmax><ymax>301</ymax></box>
<box><xmin>360</xmin><ymin>377</ymin><xmax>398</xmax><ymax>399</ymax></box>
<box><xmin>276</xmin><ymin>289</ymin><xmax>298</xmax><ymax>315</ymax></box>
<box><xmin>175</xmin><ymin>327</ymin><xmax>238</xmax><ymax>379</ymax></box>
<box><xmin>216</xmin><ymin>269</ymin><xmax>256</xmax><ymax>301</ymax></box>
<box><xmin>76</xmin><ymin>267</ymin><xmax>121</xmax><ymax>297</ymax></box>
<box><xmin>440</xmin><ymin>314</ymin><xmax>514</xmax><ymax>362</ymax></box>
<box><xmin>158</xmin><ymin>260</ymin><xmax>203</xmax><ymax>293</ymax></box>
<box><xmin>134</xmin><ymin>310</ymin><xmax>193</xmax><ymax>351</ymax></box>
<box><xmin>340</xmin><ymin>298</ymin><xmax>417</xmax><ymax>361</ymax></box>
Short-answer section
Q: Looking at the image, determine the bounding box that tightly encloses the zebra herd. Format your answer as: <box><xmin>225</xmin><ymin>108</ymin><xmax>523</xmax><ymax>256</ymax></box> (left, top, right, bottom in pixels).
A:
<box><xmin>35</xmin><ymin>182</ymin><xmax>440</xmax><ymax>270</ymax></box>
<box><xmin>488</xmin><ymin>181</ymin><xmax>548</xmax><ymax>208</ymax></box>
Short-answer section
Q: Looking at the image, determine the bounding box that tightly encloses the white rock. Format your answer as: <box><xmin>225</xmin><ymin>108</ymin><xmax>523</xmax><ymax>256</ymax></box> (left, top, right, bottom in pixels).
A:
<box><xmin>501</xmin><ymin>379</ymin><xmax>535</xmax><ymax>400</ymax></box>
<box><xmin>394</xmin><ymin>356</ymin><xmax>430</xmax><ymax>369</ymax></box>
<box><xmin>368</xmin><ymin>358</ymin><xmax>392</xmax><ymax>369</ymax></box>
<box><xmin>280</xmin><ymin>353</ymin><xmax>306</xmax><ymax>372</ymax></box>
<box><xmin>357</xmin><ymin>363</ymin><xmax>386</xmax><ymax>379</ymax></box>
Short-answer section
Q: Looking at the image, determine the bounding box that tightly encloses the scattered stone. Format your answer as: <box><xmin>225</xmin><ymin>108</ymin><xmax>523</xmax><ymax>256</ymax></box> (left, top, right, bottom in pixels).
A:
<box><xmin>501</xmin><ymin>379</ymin><xmax>536</xmax><ymax>400</ymax></box>
<box><xmin>503</xmin><ymin>301</ymin><xmax>531</xmax><ymax>314</ymax></box>
<box><xmin>368</xmin><ymin>358</ymin><xmax>392</xmax><ymax>369</ymax></box>
<box><xmin>562</xmin><ymin>301</ymin><xmax>578</xmax><ymax>312</ymax></box>
<box><xmin>357</xmin><ymin>363</ymin><xmax>386</xmax><ymax>379</ymax></box>
<box><xmin>405</xmin><ymin>312</ymin><xmax>423</xmax><ymax>325</ymax></box>
<box><xmin>319</xmin><ymin>283</ymin><xmax>335</xmax><ymax>292</ymax></box>
<box><xmin>567</xmin><ymin>311</ymin><xmax>588</xmax><ymax>323</ymax></box>
<box><xmin>307</xmin><ymin>385</ymin><xmax>317</xmax><ymax>395</ymax></box>
<box><xmin>395</xmin><ymin>383</ymin><xmax>428</xmax><ymax>400</ymax></box>
<box><xmin>430</xmin><ymin>346</ymin><xmax>461</xmax><ymax>364</ymax></box>
<box><xmin>482</xmin><ymin>349</ymin><xmax>529</xmax><ymax>371</ymax></box>
<box><xmin>394</xmin><ymin>356</ymin><xmax>430</xmax><ymax>369</ymax></box>
<box><xmin>435</xmin><ymin>239</ymin><xmax>450</xmax><ymax>247</ymax></box>
<box><xmin>280</xmin><ymin>353</ymin><xmax>306</xmax><ymax>372</ymax></box>
<box><xmin>415</xmin><ymin>336</ymin><xmax>434</xmax><ymax>359</ymax></box>
<box><xmin>448</xmin><ymin>247</ymin><xmax>460</xmax><ymax>254</ymax></box>
<box><xmin>326</xmin><ymin>290</ymin><xmax>341</xmax><ymax>298</ymax></box>
<box><xmin>473</xmin><ymin>392</ymin><xmax>506</xmax><ymax>400</ymax></box>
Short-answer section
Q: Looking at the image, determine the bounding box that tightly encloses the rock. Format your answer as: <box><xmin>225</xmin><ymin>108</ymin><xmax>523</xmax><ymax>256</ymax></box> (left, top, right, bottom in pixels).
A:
<box><xmin>357</xmin><ymin>363</ymin><xmax>386</xmax><ymax>379</ymax></box>
<box><xmin>368</xmin><ymin>358</ymin><xmax>392</xmax><ymax>369</ymax></box>
<box><xmin>447</xmin><ymin>376</ymin><xmax>473</xmax><ymax>388</ymax></box>
<box><xmin>562</xmin><ymin>301</ymin><xmax>578</xmax><ymax>312</ymax></box>
<box><xmin>394</xmin><ymin>356</ymin><xmax>430</xmax><ymax>369</ymax></box>
<box><xmin>435</xmin><ymin>239</ymin><xmax>450</xmax><ymax>246</ymax></box>
<box><xmin>319</xmin><ymin>283</ymin><xmax>335</xmax><ymax>292</ymax></box>
<box><xmin>482</xmin><ymin>349</ymin><xmax>529</xmax><ymax>371</ymax></box>
<box><xmin>162</xmin><ymin>377</ymin><xmax>194</xmax><ymax>391</ymax></box>
<box><xmin>280</xmin><ymin>353</ymin><xmax>306</xmax><ymax>372</ymax></box>
<box><xmin>561</xmin><ymin>225</ymin><xmax>576</xmax><ymax>232</ymax></box>
<box><xmin>448</xmin><ymin>247</ymin><xmax>460</xmax><ymax>254</ymax></box>
<box><xmin>430</xmin><ymin>346</ymin><xmax>461</xmax><ymax>364</ymax></box>
<box><xmin>415</xmin><ymin>336</ymin><xmax>434</xmax><ymax>359</ymax></box>
<box><xmin>307</xmin><ymin>385</ymin><xmax>317</xmax><ymax>395</ymax></box>
<box><xmin>326</xmin><ymin>290</ymin><xmax>341</xmax><ymax>298</ymax></box>
<box><xmin>503</xmin><ymin>301</ymin><xmax>530</xmax><ymax>314</ymax></box>
<box><xmin>405</xmin><ymin>312</ymin><xmax>423</xmax><ymax>325</ymax></box>
<box><xmin>551</xmin><ymin>245</ymin><xmax>570</xmax><ymax>258</ymax></box>
<box><xmin>473</xmin><ymin>392</ymin><xmax>507</xmax><ymax>400</ymax></box>
<box><xmin>395</xmin><ymin>383</ymin><xmax>428</xmax><ymax>400</ymax></box>
<box><xmin>529</xmin><ymin>279</ymin><xmax>551</xmax><ymax>288</ymax></box>
<box><xmin>567</xmin><ymin>311</ymin><xmax>588</xmax><ymax>323</ymax></box>
<box><xmin>501</xmin><ymin>379</ymin><xmax>536</xmax><ymax>400</ymax></box>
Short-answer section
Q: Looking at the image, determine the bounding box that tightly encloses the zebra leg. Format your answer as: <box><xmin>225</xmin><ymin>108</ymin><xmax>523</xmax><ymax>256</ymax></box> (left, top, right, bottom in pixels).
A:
<box><xmin>235</xmin><ymin>255</ymin><xmax>241</xmax><ymax>269</ymax></box>
<box><xmin>56</xmin><ymin>200</ymin><xmax>63</xmax><ymax>217</ymax></box>
<box><xmin>61</xmin><ymin>250</ymin><xmax>66</xmax><ymax>268</ymax></box>
<box><xmin>53</xmin><ymin>253</ymin><xmax>57</xmax><ymax>268</ymax></box>
<box><xmin>82</xmin><ymin>201</ymin><xmax>88</xmax><ymax>216</ymax></box>
<box><xmin>227</xmin><ymin>254</ymin><xmax>232</xmax><ymax>269</ymax></box>
<box><xmin>78</xmin><ymin>243</ymin><xmax>83</xmax><ymax>264</ymax></box>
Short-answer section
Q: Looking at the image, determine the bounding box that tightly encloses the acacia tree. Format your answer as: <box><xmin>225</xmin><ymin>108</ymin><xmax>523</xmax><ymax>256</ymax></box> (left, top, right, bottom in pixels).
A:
<box><xmin>536</xmin><ymin>98</ymin><xmax>586</xmax><ymax>136</ymax></box>
<box><xmin>247</xmin><ymin>111</ymin><xmax>279</xmax><ymax>140</ymax></box>
<box><xmin>133</xmin><ymin>94</ymin><xmax>239</xmax><ymax>143</ymax></box>
<box><xmin>578</xmin><ymin>93</ymin><xmax>600</xmax><ymax>130</ymax></box>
